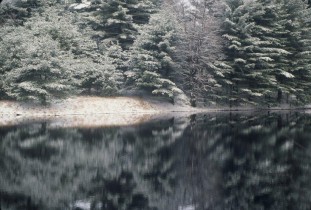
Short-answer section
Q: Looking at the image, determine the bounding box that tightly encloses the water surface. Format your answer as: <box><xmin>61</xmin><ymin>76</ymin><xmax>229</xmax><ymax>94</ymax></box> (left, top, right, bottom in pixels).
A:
<box><xmin>0</xmin><ymin>112</ymin><xmax>311</xmax><ymax>210</ymax></box>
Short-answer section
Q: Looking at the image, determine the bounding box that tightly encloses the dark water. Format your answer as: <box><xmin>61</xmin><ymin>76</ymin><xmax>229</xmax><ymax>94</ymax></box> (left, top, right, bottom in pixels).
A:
<box><xmin>0</xmin><ymin>112</ymin><xmax>311</xmax><ymax>210</ymax></box>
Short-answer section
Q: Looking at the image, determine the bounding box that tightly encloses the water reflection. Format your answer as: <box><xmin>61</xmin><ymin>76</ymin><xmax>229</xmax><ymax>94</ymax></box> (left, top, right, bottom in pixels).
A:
<box><xmin>0</xmin><ymin>112</ymin><xmax>311</xmax><ymax>210</ymax></box>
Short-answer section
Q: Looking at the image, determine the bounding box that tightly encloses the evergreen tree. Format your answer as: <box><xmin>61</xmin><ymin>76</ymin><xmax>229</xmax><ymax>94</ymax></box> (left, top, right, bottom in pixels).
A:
<box><xmin>0</xmin><ymin>4</ymin><xmax>121</xmax><ymax>103</ymax></box>
<box><xmin>129</xmin><ymin>11</ymin><xmax>185</xmax><ymax>102</ymax></box>
<box><xmin>253</xmin><ymin>0</ymin><xmax>294</xmax><ymax>104</ymax></box>
<box><xmin>285</xmin><ymin>0</ymin><xmax>311</xmax><ymax>104</ymax></box>
<box><xmin>0</xmin><ymin>7</ymin><xmax>78</xmax><ymax>103</ymax></box>
<box><xmin>1</xmin><ymin>26</ymin><xmax>73</xmax><ymax>104</ymax></box>
<box><xmin>93</xmin><ymin>0</ymin><xmax>137</xmax><ymax>50</ymax></box>
<box><xmin>0</xmin><ymin>3</ymin><xmax>30</xmax><ymax>26</ymax></box>
<box><xmin>70</xmin><ymin>58</ymin><xmax>118</xmax><ymax>96</ymax></box>
<box><xmin>16</xmin><ymin>0</ymin><xmax>44</xmax><ymax>8</ymax></box>
<box><xmin>89</xmin><ymin>0</ymin><xmax>155</xmax><ymax>49</ymax></box>
<box><xmin>220</xmin><ymin>0</ymin><xmax>311</xmax><ymax>106</ymax></box>
<box><xmin>221</xmin><ymin>0</ymin><xmax>258</xmax><ymax>106</ymax></box>
<box><xmin>124</xmin><ymin>0</ymin><xmax>155</xmax><ymax>25</ymax></box>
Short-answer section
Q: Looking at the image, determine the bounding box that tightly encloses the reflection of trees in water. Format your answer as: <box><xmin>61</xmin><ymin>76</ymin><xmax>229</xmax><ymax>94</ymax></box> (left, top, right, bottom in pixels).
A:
<box><xmin>225</xmin><ymin>114</ymin><xmax>311</xmax><ymax>210</ymax></box>
<box><xmin>0</xmin><ymin>118</ymin><xmax>189</xmax><ymax>210</ymax></box>
<box><xmin>128</xmin><ymin>117</ymin><xmax>190</xmax><ymax>208</ymax></box>
<box><xmin>172</xmin><ymin>113</ymin><xmax>311</xmax><ymax>210</ymax></box>
<box><xmin>0</xmin><ymin>123</ymin><xmax>124</xmax><ymax>209</ymax></box>
<box><xmin>0</xmin><ymin>113</ymin><xmax>311</xmax><ymax>210</ymax></box>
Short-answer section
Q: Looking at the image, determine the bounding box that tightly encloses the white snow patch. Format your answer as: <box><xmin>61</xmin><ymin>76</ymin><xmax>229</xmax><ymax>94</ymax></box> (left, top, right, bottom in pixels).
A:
<box><xmin>178</xmin><ymin>205</ymin><xmax>196</xmax><ymax>210</ymax></box>
<box><xmin>71</xmin><ymin>200</ymin><xmax>91</xmax><ymax>210</ymax></box>
<box><xmin>69</xmin><ymin>0</ymin><xmax>91</xmax><ymax>10</ymax></box>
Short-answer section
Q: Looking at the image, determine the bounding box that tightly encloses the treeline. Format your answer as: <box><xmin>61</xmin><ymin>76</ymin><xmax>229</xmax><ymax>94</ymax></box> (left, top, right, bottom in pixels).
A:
<box><xmin>1</xmin><ymin>0</ymin><xmax>311</xmax><ymax>107</ymax></box>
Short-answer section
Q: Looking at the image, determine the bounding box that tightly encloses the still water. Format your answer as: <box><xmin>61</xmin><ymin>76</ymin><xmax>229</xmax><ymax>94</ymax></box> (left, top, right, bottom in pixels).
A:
<box><xmin>0</xmin><ymin>112</ymin><xmax>311</xmax><ymax>210</ymax></box>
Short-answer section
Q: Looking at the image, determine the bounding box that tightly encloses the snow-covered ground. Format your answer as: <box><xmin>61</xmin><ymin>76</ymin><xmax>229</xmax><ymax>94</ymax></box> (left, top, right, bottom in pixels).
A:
<box><xmin>68</xmin><ymin>0</ymin><xmax>91</xmax><ymax>10</ymax></box>
<box><xmin>0</xmin><ymin>96</ymin><xmax>194</xmax><ymax>127</ymax></box>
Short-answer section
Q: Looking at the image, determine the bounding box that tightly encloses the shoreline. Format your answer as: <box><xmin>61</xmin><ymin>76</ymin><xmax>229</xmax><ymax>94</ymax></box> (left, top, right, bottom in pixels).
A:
<box><xmin>0</xmin><ymin>96</ymin><xmax>310</xmax><ymax>127</ymax></box>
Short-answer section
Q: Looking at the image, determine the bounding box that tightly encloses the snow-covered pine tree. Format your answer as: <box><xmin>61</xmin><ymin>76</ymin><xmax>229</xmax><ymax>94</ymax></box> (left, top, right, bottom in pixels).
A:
<box><xmin>2</xmin><ymin>35</ymin><xmax>73</xmax><ymax>104</ymax></box>
<box><xmin>285</xmin><ymin>0</ymin><xmax>311</xmax><ymax>104</ymax></box>
<box><xmin>70</xmin><ymin>58</ymin><xmax>119</xmax><ymax>96</ymax></box>
<box><xmin>255</xmin><ymin>0</ymin><xmax>295</xmax><ymax>104</ymax></box>
<box><xmin>94</xmin><ymin>0</ymin><xmax>137</xmax><ymax>50</ymax></box>
<box><xmin>74</xmin><ymin>0</ymin><xmax>157</xmax><ymax>90</ymax></box>
<box><xmin>16</xmin><ymin>0</ymin><xmax>44</xmax><ymax>8</ymax></box>
<box><xmin>0</xmin><ymin>6</ymin><xmax>119</xmax><ymax>103</ymax></box>
<box><xmin>248</xmin><ymin>0</ymin><xmax>311</xmax><ymax>105</ymax></box>
<box><xmin>124</xmin><ymin>0</ymin><xmax>155</xmax><ymax>25</ymax></box>
<box><xmin>239</xmin><ymin>0</ymin><xmax>290</xmax><ymax>105</ymax></box>
<box><xmin>129</xmin><ymin>11</ymin><xmax>184</xmax><ymax>102</ymax></box>
<box><xmin>221</xmin><ymin>0</ymin><xmax>308</xmax><ymax>106</ymax></box>
<box><xmin>221</xmin><ymin>0</ymin><xmax>258</xmax><ymax>106</ymax></box>
<box><xmin>0</xmin><ymin>3</ymin><xmax>30</xmax><ymax>26</ymax></box>
<box><xmin>0</xmin><ymin>11</ymin><xmax>75</xmax><ymax>104</ymax></box>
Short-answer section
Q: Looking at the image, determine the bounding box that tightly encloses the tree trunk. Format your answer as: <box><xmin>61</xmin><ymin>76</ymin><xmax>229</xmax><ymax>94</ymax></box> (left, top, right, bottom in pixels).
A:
<box><xmin>277</xmin><ymin>89</ymin><xmax>282</xmax><ymax>103</ymax></box>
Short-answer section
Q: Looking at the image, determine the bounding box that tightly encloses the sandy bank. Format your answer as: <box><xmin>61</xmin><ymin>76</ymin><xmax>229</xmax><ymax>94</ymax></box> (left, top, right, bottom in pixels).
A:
<box><xmin>0</xmin><ymin>97</ymin><xmax>309</xmax><ymax>127</ymax></box>
<box><xmin>0</xmin><ymin>97</ymin><xmax>159</xmax><ymax>115</ymax></box>
<box><xmin>0</xmin><ymin>96</ymin><xmax>195</xmax><ymax>127</ymax></box>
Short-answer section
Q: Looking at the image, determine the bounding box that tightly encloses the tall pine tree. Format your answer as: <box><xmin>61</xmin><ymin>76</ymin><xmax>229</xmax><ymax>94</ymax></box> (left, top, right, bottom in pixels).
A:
<box><xmin>220</xmin><ymin>0</ymin><xmax>311</xmax><ymax>106</ymax></box>
<box><xmin>129</xmin><ymin>11</ymin><xmax>186</xmax><ymax>103</ymax></box>
<box><xmin>92</xmin><ymin>0</ymin><xmax>155</xmax><ymax>50</ymax></box>
<box><xmin>95</xmin><ymin>0</ymin><xmax>137</xmax><ymax>50</ymax></box>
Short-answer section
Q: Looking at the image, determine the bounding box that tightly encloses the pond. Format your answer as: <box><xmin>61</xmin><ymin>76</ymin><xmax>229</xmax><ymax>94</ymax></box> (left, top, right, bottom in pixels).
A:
<box><xmin>0</xmin><ymin>112</ymin><xmax>311</xmax><ymax>210</ymax></box>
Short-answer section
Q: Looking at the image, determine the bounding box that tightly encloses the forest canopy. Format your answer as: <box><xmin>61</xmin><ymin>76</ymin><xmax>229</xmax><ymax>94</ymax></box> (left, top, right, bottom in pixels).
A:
<box><xmin>1</xmin><ymin>0</ymin><xmax>311</xmax><ymax>107</ymax></box>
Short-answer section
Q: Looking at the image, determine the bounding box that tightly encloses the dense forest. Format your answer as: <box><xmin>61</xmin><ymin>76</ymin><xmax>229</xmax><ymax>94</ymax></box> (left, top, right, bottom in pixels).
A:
<box><xmin>1</xmin><ymin>0</ymin><xmax>311</xmax><ymax>107</ymax></box>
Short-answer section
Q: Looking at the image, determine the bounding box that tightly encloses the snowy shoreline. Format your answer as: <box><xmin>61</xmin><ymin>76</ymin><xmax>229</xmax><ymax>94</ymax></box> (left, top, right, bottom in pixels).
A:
<box><xmin>0</xmin><ymin>96</ymin><xmax>194</xmax><ymax>127</ymax></box>
<box><xmin>0</xmin><ymin>96</ymin><xmax>310</xmax><ymax>127</ymax></box>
